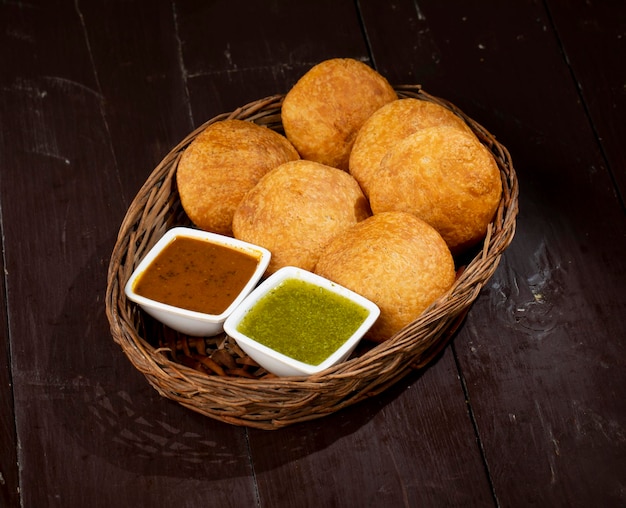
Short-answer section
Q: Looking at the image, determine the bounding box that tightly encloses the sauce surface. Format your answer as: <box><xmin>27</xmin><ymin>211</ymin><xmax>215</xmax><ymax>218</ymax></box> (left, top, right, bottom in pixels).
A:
<box><xmin>133</xmin><ymin>236</ymin><xmax>260</xmax><ymax>315</ymax></box>
<box><xmin>237</xmin><ymin>278</ymin><xmax>369</xmax><ymax>366</ymax></box>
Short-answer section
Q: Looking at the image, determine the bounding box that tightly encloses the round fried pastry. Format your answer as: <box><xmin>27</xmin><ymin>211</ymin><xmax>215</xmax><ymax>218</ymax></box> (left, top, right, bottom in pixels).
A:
<box><xmin>315</xmin><ymin>211</ymin><xmax>456</xmax><ymax>343</ymax></box>
<box><xmin>232</xmin><ymin>159</ymin><xmax>371</xmax><ymax>274</ymax></box>
<box><xmin>349</xmin><ymin>98</ymin><xmax>473</xmax><ymax>197</ymax></box>
<box><xmin>369</xmin><ymin>126</ymin><xmax>502</xmax><ymax>254</ymax></box>
<box><xmin>282</xmin><ymin>58</ymin><xmax>397</xmax><ymax>171</ymax></box>
<box><xmin>176</xmin><ymin>119</ymin><xmax>299</xmax><ymax>235</ymax></box>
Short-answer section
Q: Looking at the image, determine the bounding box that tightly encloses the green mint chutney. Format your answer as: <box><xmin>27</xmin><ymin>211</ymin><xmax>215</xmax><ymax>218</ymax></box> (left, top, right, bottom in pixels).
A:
<box><xmin>237</xmin><ymin>278</ymin><xmax>370</xmax><ymax>366</ymax></box>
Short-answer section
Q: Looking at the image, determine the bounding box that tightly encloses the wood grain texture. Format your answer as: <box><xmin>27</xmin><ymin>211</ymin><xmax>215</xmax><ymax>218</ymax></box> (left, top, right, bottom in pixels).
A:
<box><xmin>0</xmin><ymin>260</ymin><xmax>18</xmax><ymax>508</ymax></box>
<box><xmin>174</xmin><ymin>0</ymin><xmax>370</xmax><ymax>122</ymax></box>
<box><xmin>360</xmin><ymin>0</ymin><xmax>626</xmax><ymax>506</ymax></box>
<box><xmin>1</xmin><ymin>0</ymin><xmax>624</xmax><ymax>507</ymax></box>
<box><xmin>359</xmin><ymin>1</ymin><xmax>626</xmax><ymax>505</ymax></box>
<box><xmin>0</xmin><ymin>1</ymin><xmax>254</xmax><ymax>506</ymax></box>
<box><xmin>546</xmin><ymin>0</ymin><xmax>626</xmax><ymax>203</ymax></box>
<box><xmin>77</xmin><ymin>0</ymin><xmax>195</xmax><ymax>198</ymax></box>
<box><xmin>249</xmin><ymin>349</ymin><xmax>495</xmax><ymax>507</ymax></box>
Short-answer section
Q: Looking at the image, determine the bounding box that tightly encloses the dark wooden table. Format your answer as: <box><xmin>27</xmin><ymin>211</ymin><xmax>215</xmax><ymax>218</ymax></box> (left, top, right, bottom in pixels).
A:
<box><xmin>1</xmin><ymin>1</ymin><xmax>625</xmax><ymax>506</ymax></box>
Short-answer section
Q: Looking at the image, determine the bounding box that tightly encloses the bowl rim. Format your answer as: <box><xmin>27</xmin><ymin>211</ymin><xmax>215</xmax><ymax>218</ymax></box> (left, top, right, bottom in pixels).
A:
<box><xmin>223</xmin><ymin>266</ymin><xmax>381</xmax><ymax>375</ymax></box>
<box><xmin>124</xmin><ymin>226</ymin><xmax>272</xmax><ymax>323</ymax></box>
<box><xmin>105</xmin><ymin>86</ymin><xmax>519</xmax><ymax>429</ymax></box>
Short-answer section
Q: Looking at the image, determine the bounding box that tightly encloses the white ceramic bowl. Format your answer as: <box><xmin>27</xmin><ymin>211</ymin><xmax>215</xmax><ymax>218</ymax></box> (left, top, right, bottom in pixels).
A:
<box><xmin>124</xmin><ymin>227</ymin><xmax>271</xmax><ymax>336</ymax></box>
<box><xmin>223</xmin><ymin>266</ymin><xmax>380</xmax><ymax>377</ymax></box>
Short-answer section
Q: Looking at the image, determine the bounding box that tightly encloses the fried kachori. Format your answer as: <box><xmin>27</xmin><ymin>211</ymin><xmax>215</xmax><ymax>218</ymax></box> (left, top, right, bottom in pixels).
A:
<box><xmin>314</xmin><ymin>211</ymin><xmax>456</xmax><ymax>343</ymax></box>
<box><xmin>281</xmin><ymin>58</ymin><xmax>397</xmax><ymax>171</ymax></box>
<box><xmin>232</xmin><ymin>159</ymin><xmax>371</xmax><ymax>274</ymax></box>
<box><xmin>176</xmin><ymin>119</ymin><xmax>299</xmax><ymax>235</ymax></box>
<box><xmin>349</xmin><ymin>98</ymin><xmax>473</xmax><ymax>197</ymax></box>
<box><xmin>369</xmin><ymin>125</ymin><xmax>502</xmax><ymax>254</ymax></box>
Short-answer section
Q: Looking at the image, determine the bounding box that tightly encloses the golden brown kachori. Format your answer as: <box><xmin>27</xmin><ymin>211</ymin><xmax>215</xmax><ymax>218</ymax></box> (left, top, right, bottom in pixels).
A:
<box><xmin>349</xmin><ymin>98</ymin><xmax>473</xmax><ymax>197</ymax></box>
<box><xmin>315</xmin><ymin>211</ymin><xmax>456</xmax><ymax>343</ymax></box>
<box><xmin>176</xmin><ymin>119</ymin><xmax>299</xmax><ymax>235</ymax></box>
<box><xmin>369</xmin><ymin>126</ymin><xmax>502</xmax><ymax>254</ymax></box>
<box><xmin>281</xmin><ymin>58</ymin><xmax>397</xmax><ymax>171</ymax></box>
<box><xmin>232</xmin><ymin>159</ymin><xmax>371</xmax><ymax>274</ymax></box>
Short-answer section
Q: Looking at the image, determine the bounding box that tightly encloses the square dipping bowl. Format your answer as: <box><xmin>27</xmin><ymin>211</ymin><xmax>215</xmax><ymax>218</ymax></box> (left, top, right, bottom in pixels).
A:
<box><xmin>223</xmin><ymin>266</ymin><xmax>380</xmax><ymax>377</ymax></box>
<box><xmin>124</xmin><ymin>227</ymin><xmax>271</xmax><ymax>337</ymax></box>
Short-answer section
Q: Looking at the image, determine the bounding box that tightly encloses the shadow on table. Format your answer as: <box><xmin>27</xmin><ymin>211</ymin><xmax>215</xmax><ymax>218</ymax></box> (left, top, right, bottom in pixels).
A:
<box><xmin>48</xmin><ymin>239</ymin><xmax>431</xmax><ymax>480</ymax></box>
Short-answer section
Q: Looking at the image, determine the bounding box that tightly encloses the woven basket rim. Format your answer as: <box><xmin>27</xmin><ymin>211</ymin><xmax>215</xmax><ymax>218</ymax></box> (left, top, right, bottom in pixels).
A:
<box><xmin>105</xmin><ymin>85</ymin><xmax>519</xmax><ymax>429</ymax></box>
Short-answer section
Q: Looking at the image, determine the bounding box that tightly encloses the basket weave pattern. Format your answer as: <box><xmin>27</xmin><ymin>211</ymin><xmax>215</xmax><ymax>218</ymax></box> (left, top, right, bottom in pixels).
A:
<box><xmin>105</xmin><ymin>86</ymin><xmax>519</xmax><ymax>429</ymax></box>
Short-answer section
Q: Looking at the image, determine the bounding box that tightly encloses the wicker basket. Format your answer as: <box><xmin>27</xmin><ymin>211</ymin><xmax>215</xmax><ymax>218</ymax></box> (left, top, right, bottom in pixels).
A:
<box><xmin>105</xmin><ymin>85</ymin><xmax>519</xmax><ymax>430</ymax></box>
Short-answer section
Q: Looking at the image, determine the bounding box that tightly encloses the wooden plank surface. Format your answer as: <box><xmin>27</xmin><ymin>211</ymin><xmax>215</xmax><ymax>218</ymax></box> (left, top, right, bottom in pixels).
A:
<box><xmin>359</xmin><ymin>1</ymin><xmax>626</xmax><ymax>505</ymax></box>
<box><xmin>0</xmin><ymin>257</ymin><xmax>18</xmax><ymax>508</ymax></box>
<box><xmin>249</xmin><ymin>350</ymin><xmax>495</xmax><ymax>507</ymax></box>
<box><xmin>362</xmin><ymin>1</ymin><xmax>626</xmax><ymax>506</ymax></box>
<box><xmin>0</xmin><ymin>2</ymin><xmax>255</xmax><ymax>506</ymax></box>
<box><xmin>1</xmin><ymin>1</ymin><xmax>625</xmax><ymax>507</ymax></box>
<box><xmin>175</xmin><ymin>0</ymin><xmax>370</xmax><ymax>118</ymax></box>
<box><xmin>547</xmin><ymin>0</ymin><xmax>626</xmax><ymax>200</ymax></box>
